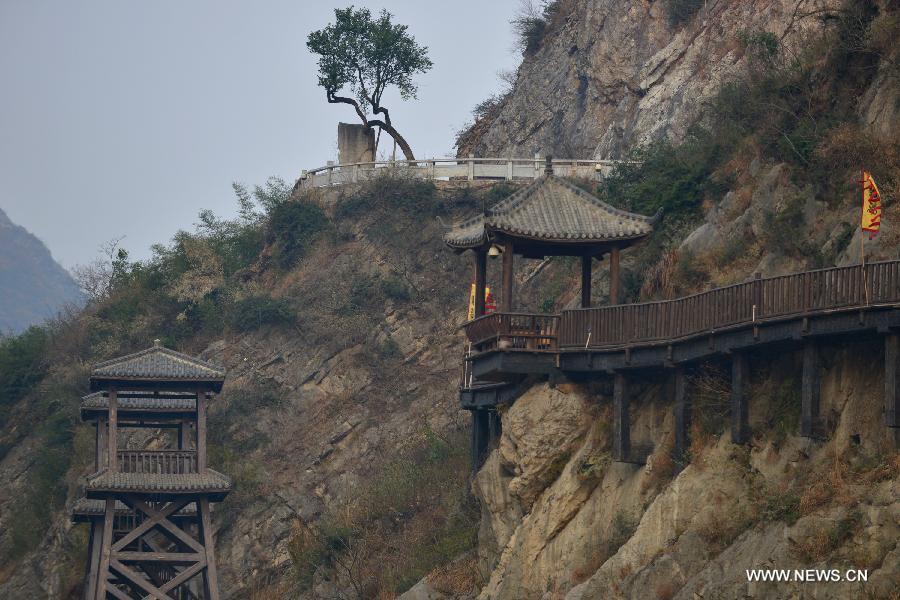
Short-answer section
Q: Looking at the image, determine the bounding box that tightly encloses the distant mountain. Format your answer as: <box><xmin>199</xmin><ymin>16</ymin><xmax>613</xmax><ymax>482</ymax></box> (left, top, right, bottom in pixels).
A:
<box><xmin>0</xmin><ymin>207</ymin><xmax>83</xmax><ymax>334</ymax></box>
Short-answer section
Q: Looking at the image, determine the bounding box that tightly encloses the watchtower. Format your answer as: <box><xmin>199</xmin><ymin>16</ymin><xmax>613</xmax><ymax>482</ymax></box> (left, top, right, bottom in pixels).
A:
<box><xmin>72</xmin><ymin>340</ymin><xmax>231</xmax><ymax>600</ymax></box>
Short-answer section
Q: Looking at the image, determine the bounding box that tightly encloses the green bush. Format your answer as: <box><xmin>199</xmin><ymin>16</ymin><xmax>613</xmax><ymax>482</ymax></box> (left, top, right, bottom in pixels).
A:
<box><xmin>267</xmin><ymin>201</ymin><xmax>330</xmax><ymax>269</ymax></box>
<box><xmin>227</xmin><ymin>295</ymin><xmax>295</xmax><ymax>332</ymax></box>
<box><xmin>0</xmin><ymin>326</ymin><xmax>49</xmax><ymax>418</ymax></box>
<box><xmin>381</xmin><ymin>275</ymin><xmax>412</xmax><ymax>302</ymax></box>
<box><xmin>665</xmin><ymin>0</ymin><xmax>703</xmax><ymax>27</ymax></box>
<box><xmin>335</xmin><ymin>174</ymin><xmax>439</xmax><ymax>221</ymax></box>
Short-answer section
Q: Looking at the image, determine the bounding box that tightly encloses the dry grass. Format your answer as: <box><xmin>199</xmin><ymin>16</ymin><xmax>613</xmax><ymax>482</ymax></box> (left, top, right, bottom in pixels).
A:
<box><xmin>426</xmin><ymin>555</ymin><xmax>481</xmax><ymax>595</ymax></box>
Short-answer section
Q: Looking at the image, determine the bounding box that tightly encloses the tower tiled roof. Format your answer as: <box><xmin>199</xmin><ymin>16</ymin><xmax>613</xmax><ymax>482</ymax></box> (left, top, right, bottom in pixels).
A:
<box><xmin>81</xmin><ymin>392</ymin><xmax>196</xmax><ymax>411</ymax></box>
<box><xmin>85</xmin><ymin>468</ymin><xmax>232</xmax><ymax>495</ymax></box>
<box><xmin>444</xmin><ymin>175</ymin><xmax>659</xmax><ymax>250</ymax></box>
<box><xmin>90</xmin><ymin>340</ymin><xmax>225</xmax><ymax>390</ymax></box>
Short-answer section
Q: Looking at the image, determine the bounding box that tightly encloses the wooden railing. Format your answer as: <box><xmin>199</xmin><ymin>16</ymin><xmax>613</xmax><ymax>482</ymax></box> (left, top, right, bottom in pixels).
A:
<box><xmin>117</xmin><ymin>450</ymin><xmax>198</xmax><ymax>475</ymax></box>
<box><xmin>559</xmin><ymin>261</ymin><xmax>900</xmax><ymax>348</ymax></box>
<box><xmin>463</xmin><ymin>312</ymin><xmax>560</xmax><ymax>354</ymax></box>
<box><xmin>297</xmin><ymin>156</ymin><xmax>632</xmax><ymax>189</ymax></box>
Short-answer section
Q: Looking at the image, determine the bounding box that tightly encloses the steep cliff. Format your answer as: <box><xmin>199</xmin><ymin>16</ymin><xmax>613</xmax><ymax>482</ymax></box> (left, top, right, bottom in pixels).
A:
<box><xmin>0</xmin><ymin>208</ymin><xmax>83</xmax><ymax>334</ymax></box>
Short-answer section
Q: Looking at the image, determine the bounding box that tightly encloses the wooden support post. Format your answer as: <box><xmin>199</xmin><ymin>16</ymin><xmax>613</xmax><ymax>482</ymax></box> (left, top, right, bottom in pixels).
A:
<box><xmin>179</xmin><ymin>420</ymin><xmax>191</xmax><ymax>450</ymax></box>
<box><xmin>96</xmin><ymin>416</ymin><xmax>107</xmax><ymax>470</ymax></box>
<box><xmin>673</xmin><ymin>368</ymin><xmax>690</xmax><ymax>466</ymax></box>
<box><xmin>731</xmin><ymin>354</ymin><xmax>750</xmax><ymax>444</ymax></box>
<box><xmin>886</xmin><ymin>334</ymin><xmax>900</xmax><ymax>427</ymax></box>
<box><xmin>107</xmin><ymin>389</ymin><xmax>118</xmax><ymax>472</ymax></box>
<box><xmin>801</xmin><ymin>340</ymin><xmax>820</xmax><ymax>437</ymax></box>
<box><xmin>198</xmin><ymin>498</ymin><xmax>221</xmax><ymax>600</ymax></box>
<box><xmin>94</xmin><ymin>500</ymin><xmax>115</xmax><ymax>600</ymax></box>
<box><xmin>610</xmin><ymin>246</ymin><xmax>621</xmax><ymax>305</ymax></box>
<box><xmin>83</xmin><ymin>520</ymin><xmax>102</xmax><ymax>600</ymax></box>
<box><xmin>613</xmin><ymin>373</ymin><xmax>630</xmax><ymax>461</ymax></box>
<box><xmin>197</xmin><ymin>390</ymin><xmax>207</xmax><ymax>470</ymax></box>
<box><xmin>501</xmin><ymin>241</ymin><xmax>514</xmax><ymax>312</ymax></box>
<box><xmin>474</xmin><ymin>248</ymin><xmax>487</xmax><ymax>318</ymax></box>
<box><xmin>470</xmin><ymin>409</ymin><xmax>490</xmax><ymax>473</ymax></box>
<box><xmin>581</xmin><ymin>255</ymin><xmax>592</xmax><ymax>308</ymax></box>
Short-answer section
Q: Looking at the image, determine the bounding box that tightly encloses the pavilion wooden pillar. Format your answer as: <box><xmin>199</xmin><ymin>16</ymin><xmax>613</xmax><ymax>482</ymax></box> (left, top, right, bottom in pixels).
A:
<box><xmin>886</xmin><ymin>334</ymin><xmax>900</xmax><ymax>427</ymax></box>
<box><xmin>501</xmin><ymin>241</ymin><xmax>514</xmax><ymax>312</ymax></box>
<box><xmin>609</xmin><ymin>246</ymin><xmax>621</xmax><ymax>305</ymax></box>
<box><xmin>801</xmin><ymin>340</ymin><xmax>821</xmax><ymax>437</ymax></box>
<box><xmin>95</xmin><ymin>416</ymin><xmax>107</xmax><ymax>470</ymax></box>
<box><xmin>474</xmin><ymin>248</ymin><xmax>487</xmax><ymax>318</ymax></box>
<box><xmin>672</xmin><ymin>368</ymin><xmax>691</xmax><ymax>467</ymax></box>
<box><xmin>197</xmin><ymin>389</ymin><xmax>208</xmax><ymax>469</ymax></box>
<box><xmin>613</xmin><ymin>373</ymin><xmax>630</xmax><ymax>462</ymax></box>
<box><xmin>731</xmin><ymin>354</ymin><xmax>750</xmax><ymax>444</ymax></box>
<box><xmin>581</xmin><ymin>255</ymin><xmax>592</xmax><ymax>308</ymax></box>
<box><xmin>107</xmin><ymin>388</ymin><xmax>117</xmax><ymax>471</ymax></box>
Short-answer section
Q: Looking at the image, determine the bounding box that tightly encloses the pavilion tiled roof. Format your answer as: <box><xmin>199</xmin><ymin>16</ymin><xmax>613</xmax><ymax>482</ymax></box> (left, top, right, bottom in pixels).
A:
<box><xmin>85</xmin><ymin>469</ymin><xmax>232</xmax><ymax>494</ymax></box>
<box><xmin>444</xmin><ymin>174</ymin><xmax>659</xmax><ymax>250</ymax></box>
<box><xmin>81</xmin><ymin>392</ymin><xmax>196</xmax><ymax>411</ymax></box>
<box><xmin>90</xmin><ymin>341</ymin><xmax>225</xmax><ymax>386</ymax></box>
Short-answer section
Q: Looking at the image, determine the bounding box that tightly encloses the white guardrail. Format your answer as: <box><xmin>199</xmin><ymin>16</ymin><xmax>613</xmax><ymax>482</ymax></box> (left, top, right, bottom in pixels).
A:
<box><xmin>297</xmin><ymin>154</ymin><xmax>632</xmax><ymax>189</ymax></box>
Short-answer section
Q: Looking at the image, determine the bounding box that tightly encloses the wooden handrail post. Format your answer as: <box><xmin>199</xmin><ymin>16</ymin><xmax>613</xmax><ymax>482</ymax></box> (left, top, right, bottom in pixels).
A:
<box><xmin>108</xmin><ymin>388</ymin><xmax>118</xmax><ymax>472</ymax></box>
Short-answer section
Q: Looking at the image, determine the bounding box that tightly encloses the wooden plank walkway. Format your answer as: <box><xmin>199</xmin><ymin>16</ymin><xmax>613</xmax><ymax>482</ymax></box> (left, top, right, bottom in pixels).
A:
<box><xmin>463</xmin><ymin>261</ymin><xmax>900</xmax><ymax>354</ymax></box>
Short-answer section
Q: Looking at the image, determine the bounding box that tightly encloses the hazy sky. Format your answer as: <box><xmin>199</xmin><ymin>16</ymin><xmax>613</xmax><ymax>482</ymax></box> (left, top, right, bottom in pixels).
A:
<box><xmin>0</xmin><ymin>1</ymin><xmax>520</xmax><ymax>268</ymax></box>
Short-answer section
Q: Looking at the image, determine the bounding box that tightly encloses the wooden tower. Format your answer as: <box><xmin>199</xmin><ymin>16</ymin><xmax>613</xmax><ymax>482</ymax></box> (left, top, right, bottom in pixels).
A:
<box><xmin>72</xmin><ymin>340</ymin><xmax>231</xmax><ymax>600</ymax></box>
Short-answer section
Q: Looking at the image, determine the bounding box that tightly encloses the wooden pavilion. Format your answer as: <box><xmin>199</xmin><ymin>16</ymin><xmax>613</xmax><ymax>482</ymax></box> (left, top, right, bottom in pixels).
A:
<box><xmin>444</xmin><ymin>158</ymin><xmax>658</xmax><ymax>466</ymax></box>
<box><xmin>72</xmin><ymin>340</ymin><xmax>230</xmax><ymax>600</ymax></box>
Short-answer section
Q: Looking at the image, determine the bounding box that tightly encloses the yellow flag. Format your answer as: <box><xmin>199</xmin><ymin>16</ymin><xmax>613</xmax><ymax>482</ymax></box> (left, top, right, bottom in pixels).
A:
<box><xmin>861</xmin><ymin>170</ymin><xmax>882</xmax><ymax>238</ymax></box>
<box><xmin>467</xmin><ymin>284</ymin><xmax>494</xmax><ymax>320</ymax></box>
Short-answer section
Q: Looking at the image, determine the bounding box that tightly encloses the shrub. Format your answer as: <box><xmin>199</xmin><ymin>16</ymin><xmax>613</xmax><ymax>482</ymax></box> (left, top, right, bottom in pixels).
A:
<box><xmin>0</xmin><ymin>326</ymin><xmax>49</xmax><ymax>418</ymax></box>
<box><xmin>335</xmin><ymin>173</ymin><xmax>439</xmax><ymax>221</ymax></box>
<box><xmin>381</xmin><ymin>275</ymin><xmax>412</xmax><ymax>302</ymax></box>
<box><xmin>664</xmin><ymin>0</ymin><xmax>703</xmax><ymax>28</ymax></box>
<box><xmin>227</xmin><ymin>295</ymin><xmax>295</xmax><ymax>332</ymax></box>
<box><xmin>512</xmin><ymin>1</ymin><xmax>561</xmax><ymax>55</ymax></box>
<box><xmin>267</xmin><ymin>201</ymin><xmax>330</xmax><ymax>269</ymax></box>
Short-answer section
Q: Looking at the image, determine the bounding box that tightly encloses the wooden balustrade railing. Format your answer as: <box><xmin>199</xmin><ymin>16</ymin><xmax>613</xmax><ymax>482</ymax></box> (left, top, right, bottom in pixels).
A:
<box><xmin>117</xmin><ymin>450</ymin><xmax>198</xmax><ymax>474</ymax></box>
<box><xmin>463</xmin><ymin>312</ymin><xmax>560</xmax><ymax>354</ymax></box>
<box><xmin>558</xmin><ymin>261</ymin><xmax>900</xmax><ymax>348</ymax></box>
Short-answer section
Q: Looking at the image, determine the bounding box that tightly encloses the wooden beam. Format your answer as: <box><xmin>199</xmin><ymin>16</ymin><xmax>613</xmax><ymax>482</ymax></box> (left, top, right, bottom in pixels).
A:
<box><xmin>609</xmin><ymin>246</ymin><xmax>621</xmax><ymax>305</ymax></box>
<box><xmin>672</xmin><ymin>368</ymin><xmax>690</xmax><ymax>466</ymax></box>
<box><xmin>501</xmin><ymin>241</ymin><xmax>514</xmax><ymax>312</ymax></box>
<box><xmin>474</xmin><ymin>248</ymin><xmax>487</xmax><ymax>318</ymax></box>
<box><xmin>112</xmin><ymin>551</ymin><xmax>202</xmax><ymax>564</ymax></box>
<box><xmin>731</xmin><ymin>353</ymin><xmax>750</xmax><ymax>444</ymax></box>
<box><xmin>109</xmin><ymin>559</ymin><xmax>175</xmax><ymax>600</ymax></box>
<box><xmin>886</xmin><ymin>334</ymin><xmax>900</xmax><ymax>427</ymax></box>
<box><xmin>107</xmin><ymin>388</ymin><xmax>118</xmax><ymax>472</ymax></box>
<box><xmin>801</xmin><ymin>341</ymin><xmax>820</xmax><ymax>437</ymax></box>
<box><xmin>581</xmin><ymin>255</ymin><xmax>592</xmax><ymax>308</ymax></box>
<box><xmin>613</xmin><ymin>373</ymin><xmax>630</xmax><ymax>461</ymax></box>
<box><xmin>198</xmin><ymin>498</ymin><xmax>221</xmax><ymax>600</ymax></box>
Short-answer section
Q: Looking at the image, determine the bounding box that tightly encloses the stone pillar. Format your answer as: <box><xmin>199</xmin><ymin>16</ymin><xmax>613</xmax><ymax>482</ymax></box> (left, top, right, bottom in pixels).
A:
<box><xmin>801</xmin><ymin>341</ymin><xmax>820</xmax><ymax>437</ymax></box>
<box><xmin>731</xmin><ymin>354</ymin><xmax>750</xmax><ymax>444</ymax></box>
<box><xmin>886</xmin><ymin>334</ymin><xmax>900</xmax><ymax>427</ymax></box>
<box><xmin>337</xmin><ymin>123</ymin><xmax>375</xmax><ymax>164</ymax></box>
<box><xmin>673</xmin><ymin>368</ymin><xmax>691</xmax><ymax>466</ymax></box>
<box><xmin>613</xmin><ymin>373</ymin><xmax>630</xmax><ymax>461</ymax></box>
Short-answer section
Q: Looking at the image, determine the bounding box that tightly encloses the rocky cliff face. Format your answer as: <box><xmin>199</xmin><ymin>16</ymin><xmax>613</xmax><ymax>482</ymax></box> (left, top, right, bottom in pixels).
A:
<box><xmin>458</xmin><ymin>0</ymin><xmax>889</xmax><ymax>160</ymax></box>
<box><xmin>0</xmin><ymin>208</ymin><xmax>83</xmax><ymax>334</ymax></box>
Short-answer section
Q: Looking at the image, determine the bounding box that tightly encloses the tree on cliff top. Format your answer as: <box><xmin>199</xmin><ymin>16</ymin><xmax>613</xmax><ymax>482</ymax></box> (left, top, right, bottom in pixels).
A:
<box><xmin>307</xmin><ymin>6</ymin><xmax>433</xmax><ymax>161</ymax></box>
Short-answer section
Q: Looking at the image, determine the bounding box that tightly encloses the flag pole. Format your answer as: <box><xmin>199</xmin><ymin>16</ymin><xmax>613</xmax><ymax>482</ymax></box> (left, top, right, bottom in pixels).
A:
<box><xmin>861</xmin><ymin>168</ymin><xmax>870</xmax><ymax>306</ymax></box>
